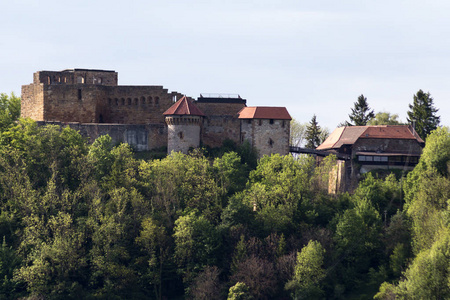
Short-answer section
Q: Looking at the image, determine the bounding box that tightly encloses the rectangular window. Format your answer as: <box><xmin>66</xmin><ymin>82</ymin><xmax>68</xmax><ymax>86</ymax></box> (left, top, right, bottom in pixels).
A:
<box><xmin>78</xmin><ymin>89</ymin><xmax>82</xmax><ymax>100</ymax></box>
<box><xmin>358</xmin><ymin>156</ymin><xmax>366</xmax><ymax>161</ymax></box>
<box><xmin>381</xmin><ymin>156</ymin><xmax>388</xmax><ymax>162</ymax></box>
<box><xmin>374</xmin><ymin>156</ymin><xmax>381</xmax><ymax>162</ymax></box>
<box><xmin>270</xmin><ymin>119</ymin><xmax>274</xmax><ymax>124</ymax></box>
<box><xmin>366</xmin><ymin>156</ymin><xmax>373</xmax><ymax>162</ymax></box>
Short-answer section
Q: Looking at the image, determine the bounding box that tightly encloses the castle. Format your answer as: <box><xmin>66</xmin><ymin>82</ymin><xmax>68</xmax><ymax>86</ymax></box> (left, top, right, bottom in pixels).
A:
<box><xmin>21</xmin><ymin>69</ymin><xmax>291</xmax><ymax>156</ymax></box>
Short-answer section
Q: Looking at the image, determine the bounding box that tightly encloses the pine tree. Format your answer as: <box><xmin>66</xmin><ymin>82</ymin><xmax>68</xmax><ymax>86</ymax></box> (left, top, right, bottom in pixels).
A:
<box><xmin>407</xmin><ymin>89</ymin><xmax>440</xmax><ymax>140</ymax></box>
<box><xmin>348</xmin><ymin>94</ymin><xmax>375</xmax><ymax>126</ymax></box>
<box><xmin>305</xmin><ymin>115</ymin><xmax>322</xmax><ymax>149</ymax></box>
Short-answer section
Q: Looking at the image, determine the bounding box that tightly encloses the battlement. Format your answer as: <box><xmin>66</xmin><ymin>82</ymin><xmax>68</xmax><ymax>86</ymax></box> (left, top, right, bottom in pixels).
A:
<box><xmin>32</xmin><ymin>69</ymin><xmax>118</xmax><ymax>86</ymax></box>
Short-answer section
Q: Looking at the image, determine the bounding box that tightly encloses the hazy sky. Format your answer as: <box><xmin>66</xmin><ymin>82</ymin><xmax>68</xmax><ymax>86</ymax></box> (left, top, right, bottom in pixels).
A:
<box><xmin>1</xmin><ymin>0</ymin><xmax>449</xmax><ymax>130</ymax></box>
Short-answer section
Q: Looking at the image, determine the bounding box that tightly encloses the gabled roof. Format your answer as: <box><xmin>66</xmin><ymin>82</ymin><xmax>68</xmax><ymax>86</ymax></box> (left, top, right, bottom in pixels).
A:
<box><xmin>163</xmin><ymin>96</ymin><xmax>205</xmax><ymax>116</ymax></box>
<box><xmin>237</xmin><ymin>106</ymin><xmax>291</xmax><ymax>120</ymax></box>
<box><xmin>316</xmin><ymin>125</ymin><xmax>424</xmax><ymax>150</ymax></box>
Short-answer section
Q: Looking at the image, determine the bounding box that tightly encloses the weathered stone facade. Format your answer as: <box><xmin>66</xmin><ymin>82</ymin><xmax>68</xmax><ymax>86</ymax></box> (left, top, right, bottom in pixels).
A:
<box><xmin>22</xmin><ymin>69</ymin><xmax>292</xmax><ymax>155</ymax></box>
<box><xmin>240</xmin><ymin>119</ymin><xmax>290</xmax><ymax>157</ymax></box>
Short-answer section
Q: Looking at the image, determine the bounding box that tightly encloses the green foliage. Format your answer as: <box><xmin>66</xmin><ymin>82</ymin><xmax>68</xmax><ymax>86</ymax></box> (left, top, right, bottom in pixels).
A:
<box><xmin>173</xmin><ymin>212</ymin><xmax>221</xmax><ymax>285</ymax></box>
<box><xmin>367</xmin><ymin>111</ymin><xmax>402</xmax><ymax>125</ymax></box>
<box><xmin>290</xmin><ymin>119</ymin><xmax>307</xmax><ymax>147</ymax></box>
<box><xmin>347</xmin><ymin>94</ymin><xmax>375</xmax><ymax>126</ymax></box>
<box><xmin>228</xmin><ymin>282</ymin><xmax>252</xmax><ymax>300</ymax></box>
<box><xmin>285</xmin><ymin>240</ymin><xmax>326</xmax><ymax>300</ymax></box>
<box><xmin>305</xmin><ymin>115</ymin><xmax>322</xmax><ymax>149</ymax></box>
<box><xmin>407</xmin><ymin>89</ymin><xmax>440</xmax><ymax>140</ymax></box>
<box><xmin>0</xmin><ymin>92</ymin><xmax>20</xmax><ymax>131</ymax></box>
<box><xmin>396</xmin><ymin>228</ymin><xmax>450</xmax><ymax>299</ymax></box>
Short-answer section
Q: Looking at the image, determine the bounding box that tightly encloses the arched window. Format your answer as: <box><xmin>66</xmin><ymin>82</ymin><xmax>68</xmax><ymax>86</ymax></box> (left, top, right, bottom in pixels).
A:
<box><xmin>148</xmin><ymin>97</ymin><xmax>153</xmax><ymax>106</ymax></box>
<box><xmin>127</xmin><ymin>98</ymin><xmax>132</xmax><ymax>105</ymax></box>
<box><xmin>141</xmin><ymin>97</ymin><xmax>146</xmax><ymax>105</ymax></box>
<box><xmin>46</xmin><ymin>76</ymin><xmax>51</xmax><ymax>85</ymax></box>
<box><xmin>155</xmin><ymin>97</ymin><xmax>159</xmax><ymax>106</ymax></box>
<box><xmin>108</xmin><ymin>98</ymin><xmax>112</xmax><ymax>105</ymax></box>
<box><xmin>134</xmin><ymin>98</ymin><xmax>138</xmax><ymax>106</ymax></box>
<box><xmin>115</xmin><ymin>98</ymin><xmax>119</xmax><ymax>105</ymax></box>
<box><xmin>121</xmin><ymin>98</ymin><xmax>125</xmax><ymax>105</ymax></box>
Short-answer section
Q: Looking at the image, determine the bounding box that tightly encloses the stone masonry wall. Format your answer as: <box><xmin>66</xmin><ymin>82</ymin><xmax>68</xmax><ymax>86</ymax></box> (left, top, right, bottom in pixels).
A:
<box><xmin>241</xmin><ymin>119</ymin><xmax>290</xmax><ymax>157</ymax></box>
<box><xmin>196</xmin><ymin>101</ymin><xmax>245</xmax><ymax>148</ymax></box>
<box><xmin>39</xmin><ymin>121</ymin><xmax>167</xmax><ymax>151</ymax></box>
<box><xmin>201</xmin><ymin>116</ymin><xmax>241</xmax><ymax>147</ymax></box>
<box><xmin>21</xmin><ymin>84</ymin><xmax>44</xmax><ymax>120</ymax></box>
<box><xmin>35</xmin><ymin>70</ymin><xmax>118</xmax><ymax>86</ymax></box>
<box><xmin>103</xmin><ymin>87</ymin><xmax>183</xmax><ymax>124</ymax></box>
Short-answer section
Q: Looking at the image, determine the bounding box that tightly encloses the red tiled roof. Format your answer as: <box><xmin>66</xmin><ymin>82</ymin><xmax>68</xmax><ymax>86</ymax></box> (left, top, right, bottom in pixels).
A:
<box><xmin>163</xmin><ymin>96</ymin><xmax>205</xmax><ymax>116</ymax></box>
<box><xmin>237</xmin><ymin>106</ymin><xmax>291</xmax><ymax>120</ymax></box>
<box><xmin>316</xmin><ymin>125</ymin><xmax>424</xmax><ymax>150</ymax></box>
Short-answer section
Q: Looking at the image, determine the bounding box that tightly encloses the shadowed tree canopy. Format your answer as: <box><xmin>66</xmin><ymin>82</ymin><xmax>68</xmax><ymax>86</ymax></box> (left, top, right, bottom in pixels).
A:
<box><xmin>407</xmin><ymin>89</ymin><xmax>440</xmax><ymax>140</ymax></box>
<box><xmin>347</xmin><ymin>94</ymin><xmax>375</xmax><ymax>126</ymax></box>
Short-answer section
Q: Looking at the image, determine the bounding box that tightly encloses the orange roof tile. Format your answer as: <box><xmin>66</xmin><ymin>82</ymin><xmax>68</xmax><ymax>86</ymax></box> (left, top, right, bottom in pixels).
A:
<box><xmin>237</xmin><ymin>106</ymin><xmax>291</xmax><ymax>120</ymax></box>
<box><xmin>163</xmin><ymin>96</ymin><xmax>205</xmax><ymax>116</ymax></box>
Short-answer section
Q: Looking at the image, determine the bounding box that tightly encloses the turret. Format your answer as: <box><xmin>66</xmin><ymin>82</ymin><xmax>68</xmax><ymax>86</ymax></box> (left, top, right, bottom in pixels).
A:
<box><xmin>163</xmin><ymin>96</ymin><xmax>205</xmax><ymax>154</ymax></box>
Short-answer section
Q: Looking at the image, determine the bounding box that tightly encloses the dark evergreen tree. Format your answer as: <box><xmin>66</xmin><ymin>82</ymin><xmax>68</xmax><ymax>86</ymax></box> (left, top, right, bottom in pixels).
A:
<box><xmin>347</xmin><ymin>94</ymin><xmax>375</xmax><ymax>126</ymax></box>
<box><xmin>305</xmin><ymin>115</ymin><xmax>322</xmax><ymax>149</ymax></box>
<box><xmin>407</xmin><ymin>89</ymin><xmax>440</xmax><ymax>140</ymax></box>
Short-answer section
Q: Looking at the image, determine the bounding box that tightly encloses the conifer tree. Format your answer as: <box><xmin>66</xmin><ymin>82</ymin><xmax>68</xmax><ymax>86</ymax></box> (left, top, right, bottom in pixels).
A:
<box><xmin>305</xmin><ymin>115</ymin><xmax>322</xmax><ymax>149</ymax></box>
<box><xmin>407</xmin><ymin>89</ymin><xmax>440</xmax><ymax>140</ymax></box>
<box><xmin>347</xmin><ymin>94</ymin><xmax>375</xmax><ymax>126</ymax></box>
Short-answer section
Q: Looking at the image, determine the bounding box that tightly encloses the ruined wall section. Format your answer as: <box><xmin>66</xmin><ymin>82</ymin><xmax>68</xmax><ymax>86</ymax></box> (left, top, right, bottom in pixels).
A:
<box><xmin>21</xmin><ymin>84</ymin><xmax>44</xmax><ymax>120</ymax></box>
<box><xmin>35</xmin><ymin>69</ymin><xmax>117</xmax><ymax>86</ymax></box>
<box><xmin>103</xmin><ymin>87</ymin><xmax>183</xmax><ymax>124</ymax></box>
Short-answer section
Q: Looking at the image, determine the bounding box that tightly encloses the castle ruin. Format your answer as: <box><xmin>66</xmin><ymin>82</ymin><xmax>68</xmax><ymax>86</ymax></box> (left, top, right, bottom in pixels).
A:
<box><xmin>22</xmin><ymin>69</ymin><xmax>291</xmax><ymax>156</ymax></box>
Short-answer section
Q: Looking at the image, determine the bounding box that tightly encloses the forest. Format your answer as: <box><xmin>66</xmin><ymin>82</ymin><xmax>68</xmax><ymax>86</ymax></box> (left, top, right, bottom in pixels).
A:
<box><xmin>0</xmin><ymin>92</ymin><xmax>449</xmax><ymax>299</ymax></box>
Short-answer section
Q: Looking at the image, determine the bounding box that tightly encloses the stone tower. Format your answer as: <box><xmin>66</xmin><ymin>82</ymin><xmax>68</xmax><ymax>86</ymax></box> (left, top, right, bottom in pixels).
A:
<box><xmin>237</xmin><ymin>106</ymin><xmax>292</xmax><ymax>157</ymax></box>
<box><xmin>163</xmin><ymin>96</ymin><xmax>205</xmax><ymax>154</ymax></box>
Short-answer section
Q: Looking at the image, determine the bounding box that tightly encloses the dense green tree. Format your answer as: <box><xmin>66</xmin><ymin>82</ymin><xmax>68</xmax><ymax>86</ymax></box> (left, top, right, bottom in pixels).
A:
<box><xmin>407</xmin><ymin>89</ymin><xmax>440</xmax><ymax>140</ymax></box>
<box><xmin>305</xmin><ymin>115</ymin><xmax>322</xmax><ymax>149</ymax></box>
<box><xmin>135</xmin><ymin>217</ymin><xmax>170</xmax><ymax>300</ymax></box>
<box><xmin>347</xmin><ymin>94</ymin><xmax>375</xmax><ymax>126</ymax></box>
<box><xmin>228</xmin><ymin>282</ymin><xmax>252</xmax><ymax>300</ymax></box>
<box><xmin>368</xmin><ymin>112</ymin><xmax>402</xmax><ymax>125</ymax></box>
<box><xmin>173</xmin><ymin>212</ymin><xmax>221</xmax><ymax>286</ymax></box>
<box><xmin>285</xmin><ymin>240</ymin><xmax>326</xmax><ymax>300</ymax></box>
<box><xmin>0</xmin><ymin>92</ymin><xmax>20</xmax><ymax>131</ymax></box>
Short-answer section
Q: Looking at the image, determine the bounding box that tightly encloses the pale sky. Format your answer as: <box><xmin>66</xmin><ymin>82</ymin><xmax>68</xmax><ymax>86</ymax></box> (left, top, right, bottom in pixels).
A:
<box><xmin>1</xmin><ymin>0</ymin><xmax>449</xmax><ymax>131</ymax></box>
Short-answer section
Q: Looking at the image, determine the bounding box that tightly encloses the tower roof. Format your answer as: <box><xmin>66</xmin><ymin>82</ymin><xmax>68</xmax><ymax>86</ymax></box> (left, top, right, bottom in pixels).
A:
<box><xmin>237</xmin><ymin>106</ymin><xmax>291</xmax><ymax>120</ymax></box>
<box><xmin>163</xmin><ymin>96</ymin><xmax>205</xmax><ymax>116</ymax></box>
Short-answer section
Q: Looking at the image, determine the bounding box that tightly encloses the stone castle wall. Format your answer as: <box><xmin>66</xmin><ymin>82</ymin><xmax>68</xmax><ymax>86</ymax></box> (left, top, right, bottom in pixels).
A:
<box><xmin>22</xmin><ymin>70</ymin><xmax>184</xmax><ymax>125</ymax></box>
<box><xmin>39</xmin><ymin>121</ymin><xmax>167</xmax><ymax>151</ymax></box>
<box><xmin>241</xmin><ymin>119</ymin><xmax>290</xmax><ymax>157</ymax></box>
<box><xmin>22</xmin><ymin>84</ymin><xmax>44</xmax><ymax>121</ymax></box>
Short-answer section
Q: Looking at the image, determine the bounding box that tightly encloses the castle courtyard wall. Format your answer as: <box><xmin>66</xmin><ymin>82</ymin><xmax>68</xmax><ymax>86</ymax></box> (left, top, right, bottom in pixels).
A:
<box><xmin>39</xmin><ymin>122</ymin><xmax>167</xmax><ymax>151</ymax></box>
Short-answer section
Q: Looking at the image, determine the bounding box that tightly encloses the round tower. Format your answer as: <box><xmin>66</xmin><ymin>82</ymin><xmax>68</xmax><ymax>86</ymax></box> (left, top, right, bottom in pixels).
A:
<box><xmin>163</xmin><ymin>96</ymin><xmax>205</xmax><ymax>154</ymax></box>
